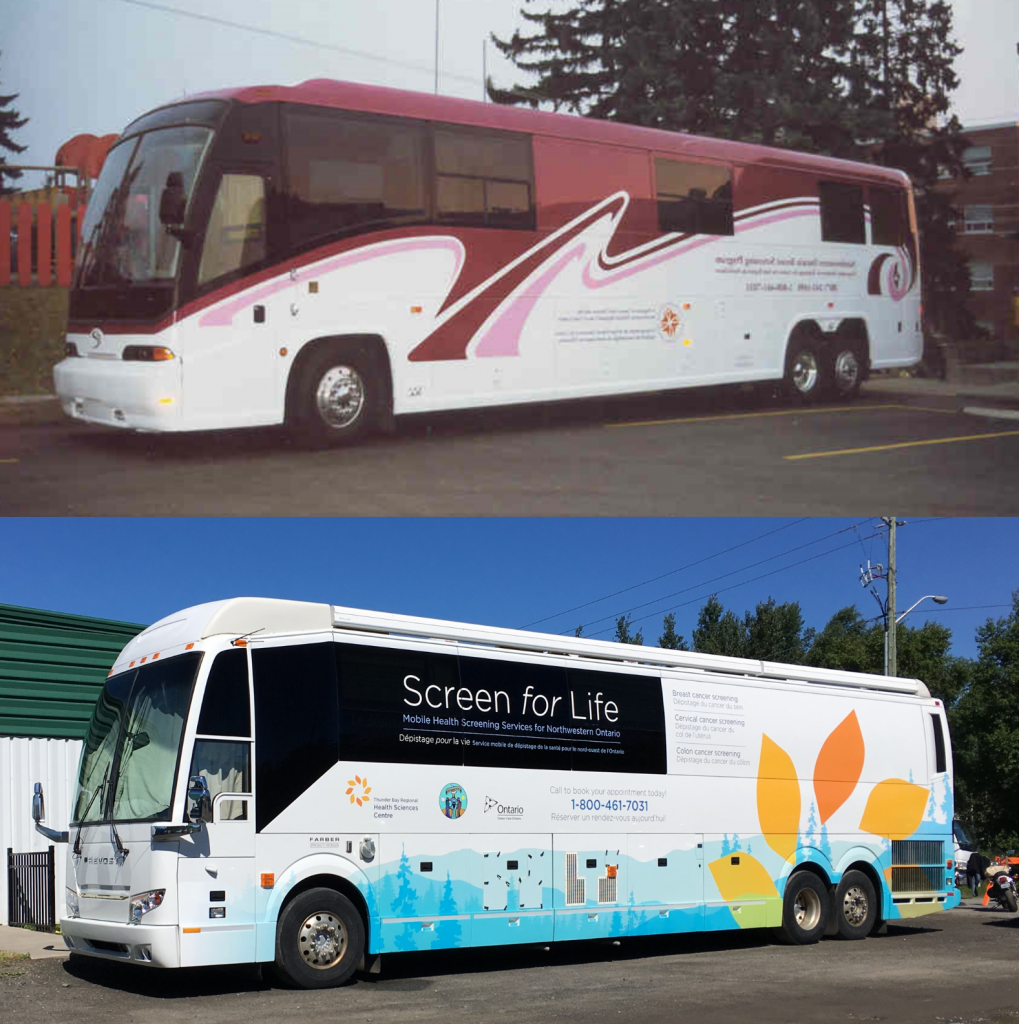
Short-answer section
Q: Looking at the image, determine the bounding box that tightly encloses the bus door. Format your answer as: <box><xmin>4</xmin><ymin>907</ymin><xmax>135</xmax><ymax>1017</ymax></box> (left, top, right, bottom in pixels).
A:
<box><xmin>177</xmin><ymin>648</ymin><xmax>257</xmax><ymax>966</ymax></box>
<box><xmin>471</xmin><ymin>834</ymin><xmax>553</xmax><ymax>947</ymax></box>
<box><xmin>184</xmin><ymin>165</ymin><xmax>282</xmax><ymax>426</ymax></box>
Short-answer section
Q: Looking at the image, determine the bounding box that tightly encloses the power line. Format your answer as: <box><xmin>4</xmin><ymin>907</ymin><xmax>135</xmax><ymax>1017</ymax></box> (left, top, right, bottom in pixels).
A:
<box><xmin>108</xmin><ymin>0</ymin><xmax>484</xmax><ymax>90</ymax></box>
<box><xmin>576</xmin><ymin>522</ymin><xmax>877</xmax><ymax>638</ymax></box>
<box><xmin>519</xmin><ymin>518</ymin><xmax>809</xmax><ymax>630</ymax></box>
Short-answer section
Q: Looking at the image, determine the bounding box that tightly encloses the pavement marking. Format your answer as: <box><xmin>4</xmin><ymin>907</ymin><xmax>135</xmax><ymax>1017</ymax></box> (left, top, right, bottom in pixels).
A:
<box><xmin>0</xmin><ymin>458</ymin><xmax>19</xmax><ymax>464</ymax></box>
<box><xmin>784</xmin><ymin>428</ymin><xmax>1019</xmax><ymax>461</ymax></box>
<box><xmin>963</xmin><ymin>406</ymin><xmax>1019</xmax><ymax>421</ymax></box>
<box><xmin>608</xmin><ymin>402</ymin><xmax>930</xmax><ymax>429</ymax></box>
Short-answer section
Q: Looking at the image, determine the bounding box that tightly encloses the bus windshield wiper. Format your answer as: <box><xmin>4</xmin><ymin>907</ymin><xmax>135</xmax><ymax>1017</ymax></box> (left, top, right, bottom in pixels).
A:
<box><xmin>73</xmin><ymin>765</ymin><xmax>109</xmax><ymax>856</ymax></box>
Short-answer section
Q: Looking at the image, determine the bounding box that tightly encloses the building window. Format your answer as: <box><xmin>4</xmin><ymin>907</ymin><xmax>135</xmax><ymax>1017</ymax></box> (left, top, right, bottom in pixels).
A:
<box><xmin>962</xmin><ymin>146</ymin><xmax>992</xmax><ymax>176</ymax></box>
<box><xmin>963</xmin><ymin>205</ymin><xmax>994</xmax><ymax>234</ymax></box>
<box><xmin>969</xmin><ymin>262</ymin><xmax>994</xmax><ymax>292</ymax></box>
<box><xmin>819</xmin><ymin>181</ymin><xmax>865</xmax><ymax>244</ymax></box>
<box><xmin>654</xmin><ymin>158</ymin><xmax>734</xmax><ymax>236</ymax></box>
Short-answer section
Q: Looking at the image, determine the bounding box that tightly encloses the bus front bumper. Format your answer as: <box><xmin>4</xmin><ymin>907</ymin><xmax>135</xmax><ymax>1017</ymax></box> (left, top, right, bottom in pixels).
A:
<box><xmin>54</xmin><ymin>356</ymin><xmax>182</xmax><ymax>431</ymax></box>
<box><xmin>61</xmin><ymin>917</ymin><xmax>180</xmax><ymax>967</ymax></box>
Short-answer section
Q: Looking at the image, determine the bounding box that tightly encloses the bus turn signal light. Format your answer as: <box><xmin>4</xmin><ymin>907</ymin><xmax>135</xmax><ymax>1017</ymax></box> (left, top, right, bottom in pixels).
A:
<box><xmin>261</xmin><ymin>873</ymin><xmax>275</xmax><ymax>889</ymax></box>
<box><xmin>123</xmin><ymin>345</ymin><xmax>175</xmax><ymax>362</ymax></box>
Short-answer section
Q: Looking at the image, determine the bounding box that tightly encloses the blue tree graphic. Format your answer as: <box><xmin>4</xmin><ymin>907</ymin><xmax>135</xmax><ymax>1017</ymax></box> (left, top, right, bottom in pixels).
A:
<box><xmin>436</xmin><ymin>870</ymin><xmax>462</xmax><ymax>947</ymax></box>
<box><xmin>392</xmin><ymin>843</ymin><xmax>418</xmax><ymax>951</ymax></box>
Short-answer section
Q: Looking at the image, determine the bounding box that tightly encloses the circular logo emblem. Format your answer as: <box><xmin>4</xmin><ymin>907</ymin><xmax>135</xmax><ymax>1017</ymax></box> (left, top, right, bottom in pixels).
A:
<box><xmin>439</xmin><ymin>782</ymin><xmax>467</xmax><ymax>820</ymax></box>
<box><xmin>89</xmin><ymin>328</ymin><xmax>103</xmax><ymax>350</ymax></box>
<box><xmin>657</xmin><ymin>304</ymin><xmax>682</xmax><ymax>340</ymax></box>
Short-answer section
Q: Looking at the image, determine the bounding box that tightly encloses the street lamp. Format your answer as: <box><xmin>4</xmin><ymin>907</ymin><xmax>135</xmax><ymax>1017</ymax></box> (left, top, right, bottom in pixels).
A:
<box><xmin>886</xmin><ymin>594</ymin><xmax>948</xmax><ymax>676</ymax></box>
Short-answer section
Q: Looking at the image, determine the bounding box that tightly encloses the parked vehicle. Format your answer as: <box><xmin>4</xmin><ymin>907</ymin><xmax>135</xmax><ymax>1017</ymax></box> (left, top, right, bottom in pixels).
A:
<box><xmin>984</xmin><ymin>865</ymin><xmax>1018</xmax><ymax>913</ymax></box>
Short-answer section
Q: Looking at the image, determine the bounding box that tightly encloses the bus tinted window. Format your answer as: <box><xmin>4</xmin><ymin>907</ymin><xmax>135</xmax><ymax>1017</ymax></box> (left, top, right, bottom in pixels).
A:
<box><xmin>434</xmin><ymin>128</ymin><xmax>534</xmax><ymax>229</ymax></box>
<box><xmin>819</xmin><ymin>181</ymin><xmax>865</xmax><ymax>243</ymax></box>
<box><xmin>870</xmin><ymin>186</ymin><xmax>909</xmax><ymax>246</ymax></box>
<box><xmin>252</xmin><ymin>642</ymin><xmax>339</xmax><ymax>830</ymax></box>
<box><xmin>655</xmin><ymin>158</ymin><xmax>734</xmax><ymax>236</ymax></box>
<box><xmin>198</xmin><ymin>173</ymin><xmax>268</xmax><ymax>286</ymax></box>
<box><xmin>335</xmin><ymin>642</ymin><xmax>463</xmax><ymax>766</ymax></box>
<box><xmin>196</xmin><ymin>648</ymin><xmax>250</xmax><ymax>737</ymax></box>
<box><xmin>285</xmin><ymin>110</ymin><xmax>427</xmax><ymax>248</ymax></box>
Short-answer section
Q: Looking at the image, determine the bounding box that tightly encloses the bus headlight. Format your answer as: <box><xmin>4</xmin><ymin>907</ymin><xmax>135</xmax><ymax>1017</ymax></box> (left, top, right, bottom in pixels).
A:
<box><xmin>65</xmin><ymin>887</ymin><xmax>80</xmax><ymax>919</ymax></box>
<box><xmin>129</xmin><ymin>889</ymin><xmax>165</xmax><ymax>923</ymax></box>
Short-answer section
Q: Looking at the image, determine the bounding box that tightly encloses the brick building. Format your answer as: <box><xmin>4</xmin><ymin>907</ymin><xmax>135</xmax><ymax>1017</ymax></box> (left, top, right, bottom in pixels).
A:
<box><xmin>937</xmin><ymin>122</ymin><xmax>1019</xmax><ymax>354</ymax></box>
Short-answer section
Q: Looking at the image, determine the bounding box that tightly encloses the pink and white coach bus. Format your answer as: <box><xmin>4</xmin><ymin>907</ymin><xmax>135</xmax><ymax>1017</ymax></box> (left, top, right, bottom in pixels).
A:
<box><xmin>54</xmin><ymin>79</ymin><xmax>921</xmax><ymax>444</ymax></box>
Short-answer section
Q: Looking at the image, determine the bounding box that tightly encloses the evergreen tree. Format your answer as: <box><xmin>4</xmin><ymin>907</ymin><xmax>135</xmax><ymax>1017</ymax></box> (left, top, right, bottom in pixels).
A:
<box><xmin>742</xmin><ymin>597</ymin><xmax>806</xmax><ymax>663</ymax></box>
<box><xmin>658</xmin><ymin>612</ymin><xmax>689</xmax><ymax>651</ymax></box>
<box><xmin>614</xmin><ymin>614</ymin><xmax>643</xmax><ymax>645</ymax></box>
<box><xmin>692</xmin><ymin>595</ymin><xmax>745</xmax><ymax>657</ymax></box>
<box><xmin>436</xmin><ymin>870</ymin><xmax>463</xmax><ymax>947</ymax></box>
<box><xmin>574</xmin><ymin>623</ymin><xmax>585</xmax><ymax>637</ymax></box>
<box><xmin>392</xmin><ymin>844</ymin><xmax>419</xmax><ymax>951</ymax></box>
<box><xmin>0</xmin><ymin>53</ymin><xmax>28</xmax><ymax>195</ymax></box>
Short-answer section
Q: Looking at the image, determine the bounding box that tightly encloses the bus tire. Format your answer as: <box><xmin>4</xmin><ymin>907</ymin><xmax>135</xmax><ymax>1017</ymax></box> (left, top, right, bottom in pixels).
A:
<box><xmin>774</xmin><ymin>871</ymin><xmax>829</xmax><ymax>945</ymax></box>
<box><xmin>783</xmin><ymin>328</ymin><xmax>826</xmax><ymax>404</ymax></box>
<box><xmin>274</xmin><ymin>888</ymin><xmax>364</xmax><ymax>989</ymax></box>
<box><xmin>291</xmin><ymin>345</ymin><xmax>377</xmax><ymax>447</ymax></box>
<box><xmin>834</xmin><ymin>870</ymin><xmax>877</xmax><ymax>939</ymax></box>
<box><xmin>828</xmin><ymin>342</ymin><xmax>864</xmax><ymax>400</ymax></box>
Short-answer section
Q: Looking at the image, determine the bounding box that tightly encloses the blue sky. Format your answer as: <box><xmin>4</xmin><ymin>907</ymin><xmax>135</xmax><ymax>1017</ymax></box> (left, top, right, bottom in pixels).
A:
<box><xmin>4</xmin><ymin>0</ymin><xmax>1018</xmax><ymax>192</ymax></box>
<box><xmin>3</xmin><ymin>517</ymin><xmax>1015</xmax><ymax>662</ymax></box>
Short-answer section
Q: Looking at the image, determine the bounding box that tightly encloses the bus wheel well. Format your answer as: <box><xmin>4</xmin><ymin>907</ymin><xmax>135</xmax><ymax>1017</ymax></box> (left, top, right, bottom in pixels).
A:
<box><xmin>285</xmin><ymin>334</ymin><xmax>394</xmax><ymax>432</ymax></box>
<box><xmin>789</xmin><ymin>860</ymin><xmax>832</xmax><ymax>891</ymax></box>
<box><xmin>278</xmin><ymin>873</ymin><xmax>371</xmax><ymax>949</ymax></box>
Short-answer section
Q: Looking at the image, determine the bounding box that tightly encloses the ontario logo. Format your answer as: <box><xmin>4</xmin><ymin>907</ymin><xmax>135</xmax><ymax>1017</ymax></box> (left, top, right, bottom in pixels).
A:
<box><xmin>345</xmin><ymin>775</ymin><xmax>371</xmax><ymax>807</ymax></box>
<box><xmin>484</xmin><ymin>795</ymin><xmax>524</xmax><ymax>819</ymax></box>
<box><xmin>440</xmin><ymin>782</ymin><xmax>467</xmax><ymax>819</ymax></box>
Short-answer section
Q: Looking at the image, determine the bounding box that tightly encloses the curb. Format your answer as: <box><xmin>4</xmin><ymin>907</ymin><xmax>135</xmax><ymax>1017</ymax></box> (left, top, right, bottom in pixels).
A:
<box><xmin>0</xmin><ymin>394</ymin><xmax>64</xmax><ymax>427</ymax></box>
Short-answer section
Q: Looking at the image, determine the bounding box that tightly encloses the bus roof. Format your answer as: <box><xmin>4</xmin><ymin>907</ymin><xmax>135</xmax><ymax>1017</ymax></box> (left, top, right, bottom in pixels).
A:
<box><xmin>123</xmin><ymin>597</ymin><xmax>929</xmax><ymax>698</ymax></box>
<box><xmin>181</xmin><ymin>78</ymin><xmax>909</xmax><ymax>189</ymax></box>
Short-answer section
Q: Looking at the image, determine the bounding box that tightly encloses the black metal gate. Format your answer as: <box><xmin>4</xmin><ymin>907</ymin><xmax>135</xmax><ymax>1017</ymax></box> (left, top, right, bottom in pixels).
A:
<box><xmin>6</xmin><ymin>846</ymin><xmax>56</xmax><ymax>932</ymax></box>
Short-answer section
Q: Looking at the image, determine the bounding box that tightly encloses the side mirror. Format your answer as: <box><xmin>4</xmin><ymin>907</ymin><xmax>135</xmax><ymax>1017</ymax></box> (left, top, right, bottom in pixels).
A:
<box><xmin>187</xmin><ymin>775</ymin><xmax>211</xmax><ymax>823</ymax></box>
<box><xmin>32</xmin><ymin>782</ymin><xmax>44</xmax><ymax>823</ymax></box>
<box><xmin>159</xmin><ymin>171</ymin><xmax>187</xmax><ymax>227</ymax></box>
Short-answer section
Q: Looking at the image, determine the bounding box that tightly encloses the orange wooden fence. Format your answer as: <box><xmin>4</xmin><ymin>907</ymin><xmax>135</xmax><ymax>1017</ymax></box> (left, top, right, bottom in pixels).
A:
<box><xmin>0</xmin><ymin>199</ymin><xmax>86</xmax><ymax>287</ymax></box>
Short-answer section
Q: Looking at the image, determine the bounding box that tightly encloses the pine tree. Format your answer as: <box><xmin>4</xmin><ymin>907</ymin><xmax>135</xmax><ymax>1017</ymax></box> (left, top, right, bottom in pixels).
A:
<box><xmin>692</xmin><ymin>595</ymin><xmax>745</xmax><ymax>657</ymax></box>
<box><xmin>658</xmin><ymin>612</ymin><xmax>689</xmax><ymax>651</ymax></box>
<box><xmin>614</xmin><ymin>614</ymin><xmax>643</xmax><ymax>645</ymax></box>
<box><xmin>0</xmin><ymin>53</ymin><xmax>28</xmax><ymax>195</ymax></box>
<box><xmin>436</xmin><ymin>870</ymin><xmax>463</xmax><ymax>947</ymax></box>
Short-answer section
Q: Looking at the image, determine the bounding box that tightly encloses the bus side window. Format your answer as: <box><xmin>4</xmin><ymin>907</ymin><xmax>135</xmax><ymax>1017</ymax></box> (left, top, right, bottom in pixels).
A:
<box><xmin>929</xmin><ymin>713</ymin><xmax>947</xmax><ymax>774</ymax></box>
<box><xmin>434</xmin><ymin>127</ymin><xmax>535</xmax><ymax>230</ymax></box>
<box><xmin>655</xmin><ymin>157</ymin><xmax>734</xmax><ymax>237</ymax></box>
<box><xmin>869</xmin><ymin>186</ymin><xmax>909</xmax><ymax>246</ymax></box>
<box><xmin>197</xmin><ymin>648</ymin><xmax>250</xmax><ymax>737</ymax></box>
<box><xmin>819</xmin><ymin>180</ymin><xmax>865</xmax><ymax>244</ymax></box>
<box><xmin>189</xmin><ymin>739</ymin><xmax>251</xmax><ymax>821</ymax></box>
<box><xmin>198</xmin><ymin>173</ymin><xmax>268</xmax><ymax>286</ymax></box>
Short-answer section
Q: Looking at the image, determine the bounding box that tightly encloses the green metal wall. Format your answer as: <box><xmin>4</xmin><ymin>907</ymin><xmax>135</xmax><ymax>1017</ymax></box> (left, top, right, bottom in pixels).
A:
<box><xmin>0</xmin><ymin>603</ymin><xmax>147</xmax><ymax>739</ymax></box>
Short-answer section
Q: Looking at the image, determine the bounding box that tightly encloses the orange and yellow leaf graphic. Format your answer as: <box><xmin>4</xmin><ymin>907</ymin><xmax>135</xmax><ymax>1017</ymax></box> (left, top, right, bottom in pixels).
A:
<box><xmin>708</xmin><ymin>853</ymin><xmax>780</xmax><ymax>903</ymax></box>
<box><xmin>813</xmin><ymin>710</ymin><xmax>865</xmax><ymax>824</ymax></box>
<box><xmin>757</xmin><ymin>734</ymin><xmax>800</xmax><ymax>863</ymax></box>
<box><xmin>859</xmin><ymin>778</ymin><xmax>928</xmax><ymax>840</ymax></box>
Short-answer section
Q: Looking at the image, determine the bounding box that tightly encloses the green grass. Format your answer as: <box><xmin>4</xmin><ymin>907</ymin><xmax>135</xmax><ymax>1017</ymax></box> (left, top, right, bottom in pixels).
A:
<box><xmin>0</xmin><ymin>950</ymin><xmax>29</xmax><ymax>976</ymax></box>
<box><xmin>0</xmin><ymin>286</ymin><xmax>69</xmax><ymax>397</ymax></box>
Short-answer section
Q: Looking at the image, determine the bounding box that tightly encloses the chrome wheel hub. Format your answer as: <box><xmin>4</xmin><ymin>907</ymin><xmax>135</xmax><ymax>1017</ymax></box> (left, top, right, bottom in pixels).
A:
<box><xmin>833</xmin><ymin>349</ymin><xmax>860</xmax><ymax>392</ymax></box>
<box><xmin>793</xmin><ymin>885</ymin><xmax>822</xmax><ymax>930</ymax></box>
<box><xmin>299</xmin><ymin>911</ymin><xmax>347</xmax><ymax>969</ymax></box>
<box><xmin>791</xmin><ymin>351</ymin><xmax>820</xmax><ymax>394</ymax></box>
<box><xmin>842</xmin><ymin>885</ymin><xmax>868</xmax><ymax>927</ymax></box>
<box><xmin>315</xmin><ymin>366</ymin><xmax>366</xmax><ymax>429</ymax></box>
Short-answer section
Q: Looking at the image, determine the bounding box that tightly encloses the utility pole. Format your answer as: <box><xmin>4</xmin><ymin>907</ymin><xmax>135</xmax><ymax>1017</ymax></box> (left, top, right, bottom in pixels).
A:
<box><xmin>886</xmin><ymin>516</ymin><xmax>897</xmax><ymax>677</ymax></box>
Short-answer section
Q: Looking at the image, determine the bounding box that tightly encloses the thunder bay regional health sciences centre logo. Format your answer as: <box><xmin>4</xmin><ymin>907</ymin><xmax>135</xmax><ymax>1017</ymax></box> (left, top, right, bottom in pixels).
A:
<box><xmin>440</xmin><ymin>783</ymin><xmax>467</xmax><ymax>819</ymax></box>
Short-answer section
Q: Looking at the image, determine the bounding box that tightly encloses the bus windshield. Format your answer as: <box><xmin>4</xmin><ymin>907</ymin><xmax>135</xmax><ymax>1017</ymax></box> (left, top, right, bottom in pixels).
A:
<box><xmin>75</xmin><ymin>125</ymin><xmax>213</xmax><ymax>288</ymax></box>
<box><xmin>72</xmin><ymin>652</ymin><xmax>203</xmax><ymax>824</ymax></box>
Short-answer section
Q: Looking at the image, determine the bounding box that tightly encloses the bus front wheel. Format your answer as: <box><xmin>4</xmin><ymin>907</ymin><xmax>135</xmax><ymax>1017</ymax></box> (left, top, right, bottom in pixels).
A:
<box><xmin>774</xmin><ymin>871</ymin><xmax>829</xmax><ymax>945</ymax></box>
<box><xmin>274</xmin><ymin>888</ymin><xmax>365</xmax><ymax>989</ymax></box>
<box><xmin>291</xmin><ymin>346</ymin><xmax>377</xmax><ymax>447</ymax></box>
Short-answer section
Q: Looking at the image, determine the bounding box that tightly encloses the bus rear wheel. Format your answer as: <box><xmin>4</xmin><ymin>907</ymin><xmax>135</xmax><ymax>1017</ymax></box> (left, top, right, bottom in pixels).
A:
<box><xmin>834</xmin><ymin>870</ymin><xmax>877</xmax><ymax>939</ymax></box>
<box><xmin>291</xmin><ymin>346</ymin><xmax>377</xmax><ymax>447</ymax></box>
<box><xmin>274</xmin><ymin>888</ymin><xmax>364</xmax><ymax>989</ymax></box>
<box><xmin>783</xmin><ymin>330</ymin><xmax>826</xmax><ymax>404</ymax></box>
<box><xmin>774</xmin><ymin>871</ymin><xmax>829</xmax><ymax>945</ymax></box>
<box><xmin>828</xmin><ymin>343</ymin><xmax>864</xmax><ymax>400</ymax></box>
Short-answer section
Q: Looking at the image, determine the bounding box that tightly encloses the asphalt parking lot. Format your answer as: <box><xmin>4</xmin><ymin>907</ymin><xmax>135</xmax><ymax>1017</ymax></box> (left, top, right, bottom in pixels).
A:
<box><xmin>1</xmin><ymin>379</ymin><xmax>1018</xmax><ymax>514</ymax></box>
<box><xmin>2</xmin><ymin>899</ymin><xmax>1018</xmax><ymax>1024</ymax></box>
